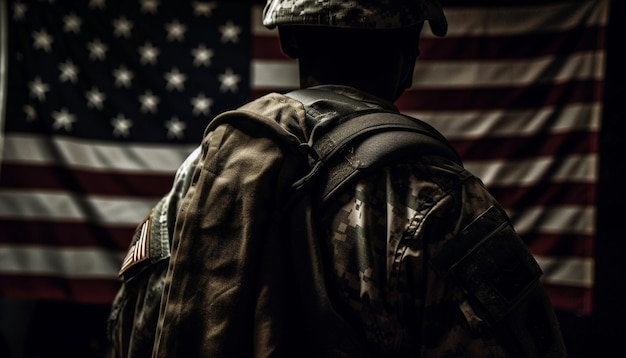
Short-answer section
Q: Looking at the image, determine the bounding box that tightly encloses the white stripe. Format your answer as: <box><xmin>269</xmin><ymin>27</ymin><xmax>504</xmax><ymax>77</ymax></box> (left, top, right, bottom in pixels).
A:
<box><xmin>428</xmin><ymin>0</ymin><xmax>608</xmax><ymax>38</ymax></box>
<box><xmin>252</xmin><ymin>1</ymin><xmax>609</xmax><ymax>37</ymax></box>
<box><xmin>463</xmin><ymin>154</ymin><xmax>597</xmax><ymax>186</ymax></box>
<box><xmin>252</xmin><ymin>60</ymin><xmax>299</xmax><ymax>89</ymax></box>
<box><xmin>509</xmin><ymin>205</ymin><xmax>595</xmax><ymax>236</ymax></box>
<box><xmin>412</xmin><ymin>52</ymin><xmax>605</xmax><ymax>88</ymax></box>
<box><xmin>0</xmin><ymin>245</ymin><xmax>124</xmax><ymax>278</ymax></box>
<box><xmin>2</xmin><ymin>133</ymin><xmax>196</xmax><ymax>173</ymax></box>
<box><xmin>0</xmin><ymin>190</ymin><xmax>157</xmax><ymax>225</ymax></box>
<box><xmin>122</xmin><ymin>251</ymin><xmax>133</xmax><ymax>270</ymax></box>
<box><xmin>536</xmin><ymin>255</ymin><xmax>594</xmax><ymax>288</ymax></box>
<box><xmin>406</xmin><ymin>103</ymin><xmax>601</xmax><ymax>140</ymax></box>
<box><xmin>132</xmin><ymin>241</ymin><xmax>140</xmax><ymax>262</ymax></box>
<box><xmin>139</xmin><ymin>222</ymin><xmax>148</xmax><ymax>259</ymax></box>
<box><xmin>0</xmin><ymin>245</ymin><xmax>593</xmax><ymax>288</ymax></box>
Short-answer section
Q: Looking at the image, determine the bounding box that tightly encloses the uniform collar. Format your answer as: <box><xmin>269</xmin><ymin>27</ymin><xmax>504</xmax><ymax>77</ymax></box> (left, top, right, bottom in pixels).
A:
<box><xmin>305</xmin><ymin>85</ymin><xmax>399</xmax><ymax>112</ymax></box>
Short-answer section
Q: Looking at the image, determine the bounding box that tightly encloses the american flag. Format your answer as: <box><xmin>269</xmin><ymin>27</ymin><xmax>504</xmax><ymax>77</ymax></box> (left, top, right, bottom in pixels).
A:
<box><xmin>119</xmin><ymin>217</ymin><xmax>150</xmax><ymax>276</ymax></box>
<box><xmin>0</xmin><ymin>0</ymin><xmax>251</xmax><ymax>303</ymax></box>
<box><xmin>0</xmin><ymin>0</ymin><xmax>605</xmax><ymax>316</ymax></box>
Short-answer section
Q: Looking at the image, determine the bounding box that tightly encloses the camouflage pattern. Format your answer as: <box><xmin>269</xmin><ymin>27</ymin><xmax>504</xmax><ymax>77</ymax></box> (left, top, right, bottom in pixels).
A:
<box><xmin>107</xmin><ymin>148</ymin><xmax>200</xmax><ymax>358</ymax></box>
<box><xmin>263</xmin><ymin>0</ymin><xmax>448</xmax><ymax>36</ymax></box>
<box><xmin>319</xmin><ymin>155</ymin><xmax>563</xmax><ymax>356</ymax></box>
<box><xmin>108</xmin><ymin>86</ymin><xmax>566</xmax><ymax>357</ymax></box>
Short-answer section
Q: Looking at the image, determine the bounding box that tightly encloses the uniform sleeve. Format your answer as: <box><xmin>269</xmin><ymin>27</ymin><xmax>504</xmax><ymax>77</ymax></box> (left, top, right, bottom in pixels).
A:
<box><xmin>417</xmin><ymin>168</ymin><xmax>566</xmax><ymax>357</ymax></box>
<box><xmin>107</xmin><ymin>147</ymin><xmax>200</xmax><ymax>358</ymax></box>
<box><xmin>151</xmin><ymin>121</ymin><xmax>303</xmax><ymax>357</ymax></box>
<box><xmin>321</xmin><ymin>158</ymin><xmax>565</xmax><ymax>357</ymax></box>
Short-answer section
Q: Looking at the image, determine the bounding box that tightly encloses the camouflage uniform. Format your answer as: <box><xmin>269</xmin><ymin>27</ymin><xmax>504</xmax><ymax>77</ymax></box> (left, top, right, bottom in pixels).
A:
<box><xmin>108</xmin><ymin>0</ymin><xmax>566</xmax><ymax>356</ymax></box>
<box><xmin>108</xmin><ymin>85</ymin><xmax>566</xmax><ymax>357</ymax></box>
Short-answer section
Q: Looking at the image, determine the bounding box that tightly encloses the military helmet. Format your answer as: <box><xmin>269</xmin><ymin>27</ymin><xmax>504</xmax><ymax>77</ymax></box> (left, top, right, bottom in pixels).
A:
<box><xmin>262</xmin><ymin>0</ymin><xmax>448</xmax><ymax>36</ymax></box>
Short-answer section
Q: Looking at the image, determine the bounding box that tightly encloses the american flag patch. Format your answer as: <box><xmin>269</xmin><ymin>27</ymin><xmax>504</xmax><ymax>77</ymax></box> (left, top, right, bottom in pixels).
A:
<box><xmin>119</xmin><ymin>215</ymin><xmax>152</xmax><ymax>276</ymax></box>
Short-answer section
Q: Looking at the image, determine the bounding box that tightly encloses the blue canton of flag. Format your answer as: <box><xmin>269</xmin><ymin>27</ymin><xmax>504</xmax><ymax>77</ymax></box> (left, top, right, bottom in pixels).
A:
<box><xmin>5</xmin><ymin>0</ymin><xmax>251</xmax><ymax>144</ymax></box>
<box><xmin>0</xmin><ymin>0</ymin><xmax>252</xmax><ymax>303</ymax></box>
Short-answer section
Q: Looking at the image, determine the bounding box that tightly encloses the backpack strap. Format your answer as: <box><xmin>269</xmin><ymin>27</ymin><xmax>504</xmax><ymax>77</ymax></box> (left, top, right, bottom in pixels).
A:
<box><xmin>286</xmin><ymin>88</ymin><xmax>462</xmax><ymax>203</ymax></box>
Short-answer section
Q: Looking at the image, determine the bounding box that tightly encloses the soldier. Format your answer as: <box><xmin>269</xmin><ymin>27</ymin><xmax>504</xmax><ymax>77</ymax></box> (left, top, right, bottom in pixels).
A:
<box><xmin>108</xmin><ymin>0</ymin><xmax>567</xmax><ymax>357</ymax></box>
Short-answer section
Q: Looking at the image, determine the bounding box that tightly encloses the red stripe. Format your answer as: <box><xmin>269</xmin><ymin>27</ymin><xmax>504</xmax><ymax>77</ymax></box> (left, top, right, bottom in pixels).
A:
<box><xmin>0</xmin><ymin>163</ymin><xmax>174</xmax><ymax>197</ymax></box>
<box><xmin>0</xmin><ymin>220</ymin><xmax>134</xmax><ymax>250</ymax></box>
<box><xmin>419</xmin><ymin>25</ymin><xmax>605</xmax><ymax>61</ymax></box>
<box><xmin>451</xmin><ymin>131</ymin><xmax>598</xmax><ymax>161</ymax></box>
<box><xmin>253</xmin><ymin>26</ymin><xmax>606</xmax><ymax>61</ymax></box>
<box><xmin>523</xmin><ymin>232</ymin><xmax>593</xmax><ymax>258</ymax></box>
<box><xmin>252</xmin><ymin>35</ymin><xmax>290</xmax><ymax>61</ymax></box>
<box><xmin>0</xmin><ymin>275</ymin><xmax>122</xmax><ymax>305</ymax></box>
<box><xmin>543</xmin><ymin>283</ymin><xmax>593</xmax><ymax>314</ymax></box>
<box><xmin>252</xmin><ymin>81</ymin><xmax>603</xmax><ymax>110</ymax></box>
<box><xmin>487</xmin><ymin>182</ymin><xmax>596</xmax><ymax>209</ymax></box>
<box><xmin>396</xmin><ymin>80</ymin><xmax>603</xmax><ymax>111</ymax></box>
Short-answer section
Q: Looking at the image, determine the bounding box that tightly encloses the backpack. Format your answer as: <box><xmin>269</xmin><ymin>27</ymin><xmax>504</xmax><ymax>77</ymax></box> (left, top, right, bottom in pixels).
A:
<box><xmin>278</xmin><ymin>88</ymin><xmax>464</xmax><ymax>356</ymax></box>
<box><xmin>284</xmin><ymin>88</ymin><xmax>461</xmax><ymax>205</ymax></box>
<box><xmin>281</xmin><ymin>90</ymin><xmax>564</xmax><ymax>358</ymax></box>
<box><xmin>107</xmin><ymin>88</ymin><xmax>462</xmax><ymax>357</ymax></box>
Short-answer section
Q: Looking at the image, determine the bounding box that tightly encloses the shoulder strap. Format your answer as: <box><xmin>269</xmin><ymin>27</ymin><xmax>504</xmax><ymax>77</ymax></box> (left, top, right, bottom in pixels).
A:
<box><xmin>286</xmin><ymin>88</ymin><xmax>462</xmax><ymax>204</ymax></box>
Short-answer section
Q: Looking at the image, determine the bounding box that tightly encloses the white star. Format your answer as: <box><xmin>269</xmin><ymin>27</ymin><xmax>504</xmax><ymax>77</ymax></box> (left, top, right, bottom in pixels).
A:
<box><xmin>191</xmin><ymin>44</ymin><xmax>214</xmax><ymax>67</ymax></box>
<box><xmin>89</xmin><ymin>0</ymin><xmax>106</xmax><ymax>9</ymax></box>
<box><xmin>139</xmin><ymin>42</ymin><xmax>159</xmax><ymax>65</ymax></box>
<box><xmin>140</xmin><ymin>0</ymin><xmax>159</xmax><ymax>14</ymax></box>
<box><xmin>193</xmin><ymin>1</ymin><xmax>217</xmax><ymax>17</ymax></box>
<box><xmin>165</xmin><ymin>117</ymin><xmax>187</xmax><ymax>139</ymax></box>
<box><xmin>13</xmin><ymin>3</ymin><xmax>28</xmax><ymax>21</ymax></box>
<box><xmin>111</xmin><ymin>114</ymin><xmax>133</xmax><ymax>137</ymax></box>
<box><xmin>63</xmin><ymin>13</ymin><xmax>82</xmax><ymax>33</ymax></box>
<box><xmin>139</xmin><ymin>91</ymin><xmax>160</xmax><ymax>114</ymax></box>
<box><xmin>52</xmin><ymin>108</ymin><xmax>76</xmax><ymax>132</ymax></box>
<box><xmin>218</xmin><ymin>68</ymin><xmax>240</xmax><ymax>93</ymax></box>
<box><xmin>113</xmin><ymin>65</ymin><xmax>134</xmax><ymax>88</ymax></box>
<box><xmin>24</xmin><ymin>105</ymin><xmax>37</xmax><ymax>122</ymax></box>
<box><xmin>87</xmin><ymin>38</ymin><xmax>108</xmax><ymax>61</ymax></box>
<box><xmin>164</xmin><ymin>68</ymin><xmax>187</xmax><ymax>92</ymax></box>
<box><xmin>165</xmin><ymin>19</ymin><xmax>187</xmax><ymax>42</ymax></box>
<box><xmin>32</xmin><ymin>29</ymin><xmax>53</xmax><ymax>52</ymax></box>
<box><xmin>86</xmin><ymin>87</ymin><xmax>106</xmax><ymax>110</ymax></box>
<box><xmin>219</xmin><ymin>21</ymin><xmax>241</xmax><ymax>44</ymax></box>
<box><xmin>29</xmin><ymin>77</ymin><xmax>49</xmax><ymax>101</ymax></box>
<box><xmin>113</xmin><ymin>16</ymin><xmax>133</xmax><ymax>38</ymax></box>
<box><xmin>59</xmin><ymin>60</ymin><xmax>79</xmax><ymax>83</ymax></box>
<box><xmin>191</xmin><ymin>93</ymin><xmax>213</xmax><ymax>116</ymax></box>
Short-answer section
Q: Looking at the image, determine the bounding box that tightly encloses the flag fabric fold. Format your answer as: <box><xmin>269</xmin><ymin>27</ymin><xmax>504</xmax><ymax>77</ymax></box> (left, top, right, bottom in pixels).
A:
<box><xmin>1</xmin><ymin>0</ymin><xmax>606</xmax><ymax>315</ymax></box>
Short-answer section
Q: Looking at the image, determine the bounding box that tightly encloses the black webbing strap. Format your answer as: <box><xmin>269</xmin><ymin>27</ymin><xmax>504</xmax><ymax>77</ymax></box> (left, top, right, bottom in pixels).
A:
<box><xmin>286</xmin><ymin>88</ymin><xmax>462</xmax><ymax>203</ymax></box>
